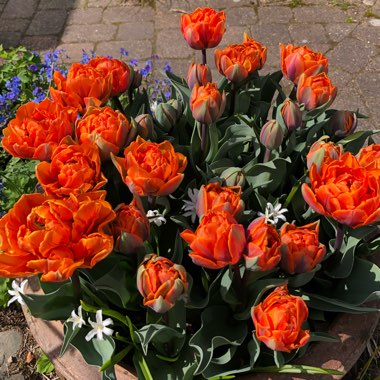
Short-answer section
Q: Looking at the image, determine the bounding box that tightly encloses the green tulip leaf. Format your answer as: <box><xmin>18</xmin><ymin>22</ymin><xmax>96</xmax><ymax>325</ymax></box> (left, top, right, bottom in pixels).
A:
<box><xmin>249</xmin><ymin>334</ymin><xmax>261</xmax><ymax>367</ymax></box>
<box><xmin>134</xmin><ymin>324</ymin><xmax>186</xmax><ymax>357</ymax></box>
<box><xmin>331</xmin><ymin>257</ymin><xmax>380</xmax><ymax>305</ymax></box>
<box><xmin>324</xmin><ymin>235</ymin><xmax>360</xmax><ymax>279</ymax></box>
<box><xmin>21</xmin><ymin>282</ymin><xmax>76</xmax><ymax>320</ymax></box>
<box><xmin>339</xmin><ymin>130</ymin><xmax>380</xmax><ymax>154</ymax></box>
<box><xmin>60</xmin><ymin>321</ymin><xmax>80</xmax><ymax>357</ymax></box>
<box><xmin>134</xmin><ymin>340</ymin><xmax>197</xmax><ymax>380</ymax></box>
<box><xmin>189</xmin><ymin>305</ymin><xmax>248</xmax><ymax>375</ymax></box>
<box><xmin>309</xmin><ymin>331</ymin><xmax>339</xmax><ymax>343</ymax></box>
<box><xmin>288</xmin><ymin>264</ymin><xmax>321</xmax><ymax>288</ymax></box>
<box><xmin>252</xmin><ymin>364</ymin><xmax>344</xmax><ymax>375</ymax></box>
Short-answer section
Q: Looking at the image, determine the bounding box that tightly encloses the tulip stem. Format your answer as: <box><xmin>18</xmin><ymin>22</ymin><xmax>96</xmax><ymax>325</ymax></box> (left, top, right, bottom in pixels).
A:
<box><xmin>263</xmin><ymin>148</ymin><xmax>272</xmax><ymax>163</ymax></box>
<box><xmin>201</xmin><ymin>123</ymin><xmax>208</xmax><ymax>156</ymax></box>
<box><xmin>202</xmin><ymin>49</ymin><xmax>207</xmax><ymax>65</ymax></box>
<box><xmin>71</xmin><ymin>272</ymin><xmax>82</xmax><ymax>304</ymax></box>
<box><xmin>232</xmin><ymin>264</ymin><xmax>244</xmax><ymax>303</ymax></box>
<box><xmin>148</xmin><ymin>196</ymin><xmax>157</xmax><ymax>209</ymax></box>
<box><xmin>128</xmin><ymin>88</ymin><xmax>133</xmax><ymax>105</ymax></box>
<box><xmin>230</xmin><ymin>83</ymin><xmax>237</xmax><ymax>116</ymax></box>
<box><xmin>112</xmin><ymin>96</ymin><xmax>125</xmax><ymax>114</ymax></box>
<box><xmin>334</xmin><ymin>224</ymin><xmax>345</xmax><ymax>252</ymax></box>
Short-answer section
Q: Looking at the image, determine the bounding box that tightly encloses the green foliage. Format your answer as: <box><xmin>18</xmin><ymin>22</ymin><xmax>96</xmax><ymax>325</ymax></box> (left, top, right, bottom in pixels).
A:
<box><xmin>35</xmin><ymin>351</ymin><xmax>55</xmax><ymax>374</ymax></box>
<box><xmin>0</xmin><ymin>278</ymin><xmax>10</xmax><ymax>308</ymax></box>
<box><xmin>0</xmin><ymin>157</ymin><xmax>38</xmax><ymax>213</ymax></box>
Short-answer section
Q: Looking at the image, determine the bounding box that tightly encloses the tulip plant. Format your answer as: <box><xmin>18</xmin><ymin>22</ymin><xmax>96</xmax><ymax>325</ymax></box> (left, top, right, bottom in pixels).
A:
<box><xmin>1</xmin><ymin>6</ymin><xmax>380</xmax><ymax>380</ymax></box>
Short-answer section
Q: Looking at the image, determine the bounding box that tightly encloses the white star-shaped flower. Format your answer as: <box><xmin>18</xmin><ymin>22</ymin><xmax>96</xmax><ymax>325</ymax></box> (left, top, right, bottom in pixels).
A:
<box><xmin>7</xmin><ymin>279</ymin><xmax>28</xmax><ymax>306</ymax></box>
<box><xmin>85</xmin><ymin>310</ymin><xmax>114</xmax><ymax>341</ymax></box>
<box><xmin>181</xmin><ymin>188</ymin><xmax>199</xmax><ymax>223</ymax></box>
<box><xmin>258</xmin><ymin>202</ymin><xmax>288</xmax><ymax>225</ymax></box>
<box><xmin>147</xmin><ymin>210</ymin><xmax>167</xmax><ymax>227</ymax></box>
<box><xmin>67</xmin><ymin>306</ymin><xmax>86</xmax><ymax>329</ymax></box>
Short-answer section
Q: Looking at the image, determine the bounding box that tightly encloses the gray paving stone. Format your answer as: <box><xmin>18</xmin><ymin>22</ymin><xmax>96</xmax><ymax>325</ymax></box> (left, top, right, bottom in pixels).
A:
<box><xmin>207</xmin><ymin>0</ymin><xmax>255</xmax><ymax>8</ymax></box>
<box><xmin>0</xmin><ymin>32</ymin><xmax>22</xmax><ymax>48</ymax></box>
<box><xmin>117</xmin><ymin>22</ymin><xmax>154</xmax><ymax>40</ymax></box>
<box><xmin>96</xmin><ymin>40</ymin><xmax>153</xmax><ymax>60</ymax></box>
<box><xmin>257</xmin><ymin>6</ymin><xmax>293</xmax><ymax>23</ymax></box>
<box><xmin>38</xmin><ymin>0</ymin><xmax>77</xmax><ymax>9</ymax></box>
<box><xmin>366</xmin><ymin>55</ymin><xmax>380</xmax><ymax>71</ymax></box>
<box><xmin>0</xmin><ymin>18</ymin><xmax>30</xmax><ymax>33</ymax></box>
<box><xmin>61</xmin><ymin>24</ymin><xmax>117</xmax><ymax>43</ymax></box>
<box><xmin>293</xmin><ymin>5</ymin><xmax>348</xmax><ymax>23</ymax></box>
<box><xmin>328</xmin><ymin>37</ymin><xmax>373</xmax><ymax>73</ymax></box>
<box><xmin>156</xmin><ymin>29</ymin><xmax>194</xmax><ymax>59</ymax></box>
<box><xmin>2</xmin><ymin>0</ymin><xmax>38</xmax><ymax>19</ymax></box>
<box><xmin>169</xmin><ymin>0</ymin><xmax>207</xmax><ymax>12</ymax></box>
<box><xmin>56</xmin><ymin>42</ymin><xmax>96</xmax><ymax>63</ymax></box>
<box><xmin>155</xmin><ymin>11</ymin><xmax>181</xmax><ymax>30</ymax></box>
<box><xmin>352</xmin><ymin>25</ymin><xmax>380</xmax><ymax>46</ymax></box>
<box><xmin>103</xmin><ymin>6</ymin><xmax>154</xmax><ymax>23</ymax></box>
<box><xmin>225</xmin><ymin>6</ymin><xmax>257</xmax><ymax>26</ymax></box>
<box><xmin>219</xmin><ymin>25</ymin><xmax>248</xmax><ymax>46</ymax></box>
<box><xmin>21</xmin><ymin>36</ymin><xmax>59</xmax><ymax>50</ymax></box>
<box><xmin>26</xmin><ymin>10</ymin><xmax>68</xmax><ymax>35</ymax></box>
<box><xmin>0</xmin><ymin>330</ymin><xmax>23</xmax><ymax>375</ymax></box>
<box><xmin>325</xmin><ymin>23</ymin><xmax>357</xmax><ymax>43</ymax></box>
<box><xmin>88</xmin><ymin>0</ymin><xmax>111</xmax><ymax>7</ymax></box>
<box><xmin>289</xmin><ymin>23</ymin><xmax>329</xmax><ymax>45</ymax></box>
<box><xmin>251</xmin><ymin>22</ymin><xmax>292</xmax><ymax>46</ymax></box>
<box><xmin>66</xmin><ymin>8</ymin><xmax>104</xmax><ymax>25</ymax></box>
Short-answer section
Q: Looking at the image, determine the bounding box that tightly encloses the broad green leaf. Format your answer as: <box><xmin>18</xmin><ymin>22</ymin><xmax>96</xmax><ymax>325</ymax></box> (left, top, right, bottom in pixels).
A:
<box><xmin>288</xmin><ymin>264</ymin><xmax>321</xmax><ymax>288</ymax></box>
<box><xmin>36</xmin><ymin>352</ymin><xmax>55</xmax><ymax>374</ymax></box>
<box><xmin>252</xmin><ymin>364</ymin><xmax>343</xmax><ymax>375</ymax></box>
<box><xmin>21</xmin><ymin>282</ymin><xmax>76</xmax><ymax>320</ymax></box>
<box><xmin>0</xmin><ymin>278</ymin><xmax>10</xmax><ymax>308</ymax></box>
<box><xmin>189</xmin><ymin>305</ymin><xmax>248</xmax><ymax>375</ymax></box>
<box><xmin>134</xmin><ymin>324</ymin><xmax>185</xmax><ymax>357</ymax></box>
<box><xmin>60</xmin><ymin>321</ymin><xmax>80</xmax><ymax>356</ymax></box>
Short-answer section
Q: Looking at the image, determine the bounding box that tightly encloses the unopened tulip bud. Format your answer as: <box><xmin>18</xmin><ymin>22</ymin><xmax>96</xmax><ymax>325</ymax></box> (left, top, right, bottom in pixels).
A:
<box><xmin>327</xmin><ymin>110</ymin><xmax>357</xmax><ymax>137</ymax></box>
<box><xmin>306</xmin><ymin>139</ymin><xmax>342</xmax><ymax>172</ymax></box>
<box><xmin>134</xmin><ymin>114</ymin><xmax>154</xmax><ymax>139</ymax></box>
<box><xmin>187</xmin><ymin>63</ymin><xmax>212</xmax><ymax>90</ymax></box>
<box><xmin>131</xmin><ymin>68</ymin><xmax>142</xmax><ymax>89</ymax></box>
<box><xmin>190</xmin><ymin>83</ymin><xmax>226</xmax><ymax>125</ymax></box>
<box><xmin>280</xmin><ymin>98</ymin><xmax>302</xmax><ymax>131</ymax></box>
<box><xmin>260</xmin><ymin>120</ymin><xmax>284</xmax><ymax>150</ymax></box>
<box><xmin>155</xmin><ymin>99</ymin><xmax>183</xmax><ymax>132</ymax></box>
<box><xmin>137</xmin><ymin>254</ymin><xmax>188</xmax><ymax>313</ymax></box>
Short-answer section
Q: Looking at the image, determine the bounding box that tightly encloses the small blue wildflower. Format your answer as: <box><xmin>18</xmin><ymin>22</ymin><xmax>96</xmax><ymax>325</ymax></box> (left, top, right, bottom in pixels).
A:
<box><xmin>28</xmin><ymin>64</ymin><xmax>38</xmax><ymax>72</ymax></box>
<box><xmin>163</xmin><ymin>62</ymin><xmax>172</xmax><ymax>73</ymax></box>
<box><xmin>81</xmin><ymin>50</ymin><xmax>90</xmax><ymax>64</ymax></box>
<box><xmin>130</xmin><ymin>58</ymin><xmax>138</xmax><ymax>66</ymax></box>
<box><xmin>120</xmin><ymin>48</ymin><xmax>128</xmax><ymax>56</ymax></box>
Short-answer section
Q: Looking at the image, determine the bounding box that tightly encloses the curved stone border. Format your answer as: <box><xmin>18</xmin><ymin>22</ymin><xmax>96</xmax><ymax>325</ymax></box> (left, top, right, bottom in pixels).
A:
<box><xmin>23</xmin><ymin>279</ymin><xmax>379</xmax><ymax>380</ymax></box>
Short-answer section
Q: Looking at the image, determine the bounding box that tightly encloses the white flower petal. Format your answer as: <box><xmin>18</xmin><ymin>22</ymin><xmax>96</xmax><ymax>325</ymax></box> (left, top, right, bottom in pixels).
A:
<box><xmin>85</xmin><ymin>330</ymin><xmax>97</xmax><ymax>342</ymax></box>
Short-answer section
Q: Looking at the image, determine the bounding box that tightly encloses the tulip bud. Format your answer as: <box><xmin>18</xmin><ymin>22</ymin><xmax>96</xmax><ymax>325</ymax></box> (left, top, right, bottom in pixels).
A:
<box><xmin>190</xmin><ymin>83</ymin><xmax>226</xmax><ymax>125</ymax></box>
<box><xmin>306</xmin><ymin>139</ymin><xmax>342</xmax><ymax>172</ymax></box>
<box><xmin>280</xmin><ymin>98</ymin><xmax>302</xmax><ymax>131</ymax></box>
<box><xmin>327</xmin><ymin>110</ymin><xmax>357</xmax><ymax>137</ymax></box>
<box><xmin>155</xmin><ymin>99</ymin><xmax>183</xmax><ymax>132</ymax></box>
<box><xmin>187</xmin><ymin>63</ymin><xmax>212</xmax><ymax>90</ymax></box>
<box><xmin>221</xmin><ymin>167</ymin><xmax>245</xmax><ymax>187</ymax></box>
<box><xmin>137</xmin><ymin>254</ymin><xmax>188</xmax><ymax>313</ymax></box>
<box><xmin>134</xmin><ymin>113</ymin><xmax>154</xmax><ymax>139</ymax></box>
<box><xmin>110</xmin><ymin>201</ymin><xmax>150</xmax><ymax>254</ymax></box>
<box><xmin>260</xmin><ymin>120</ymin><xmax>284</xmax><ymax>150</ymax></box>
<box><xmin>131</xmin><ymin>68</ymin><xmax>142</xmax><ymax>89</ymax></box>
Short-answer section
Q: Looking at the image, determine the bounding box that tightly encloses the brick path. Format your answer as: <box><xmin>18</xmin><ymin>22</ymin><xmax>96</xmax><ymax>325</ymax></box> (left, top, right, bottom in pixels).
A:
<box><xmin>0</xmin><ymin>0</ymin><xmax>379</xmax><ymax>131</ymax></box>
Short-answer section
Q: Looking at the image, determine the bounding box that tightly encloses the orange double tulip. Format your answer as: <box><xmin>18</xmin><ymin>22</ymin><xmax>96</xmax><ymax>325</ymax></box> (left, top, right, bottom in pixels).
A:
<box><xmin>0</xmin><ymin>192</ymin><xmax>115</xmax><ymax>282</ymax></box>
<box><xmin>111</xmin><ymin>136</ymin><xmax>187</xmax><ymax>197</ymax></box>
<box><xmin>36</xmin><ymin>138</ymin><xmax>107</xmax><ymax>198</ymax></box>
<box><xmin>2</xmin><ymin>98</ymin><xmax>76</xmax><ymax>161</ymax></box>
<box><xmin>302</xmin><ymin>152</ymin><xmax>380</xmax><ymax>228</ymax></box>
<box><xmin>181</xmin><ymin>210</ymin><xmax>246</xmax><ymax>269</ymax></box>
<box><xmin>252</xmin><ymin>286</ymin><xmax>310</xmax><ymax>352</ymax></box>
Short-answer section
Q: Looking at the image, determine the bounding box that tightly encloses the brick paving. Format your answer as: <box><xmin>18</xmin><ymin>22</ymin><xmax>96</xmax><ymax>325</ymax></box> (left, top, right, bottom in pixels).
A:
<box><xmin>0</xmin><ymin>0</ymin><xmax>379</xmax><ymax>129</ymax></box>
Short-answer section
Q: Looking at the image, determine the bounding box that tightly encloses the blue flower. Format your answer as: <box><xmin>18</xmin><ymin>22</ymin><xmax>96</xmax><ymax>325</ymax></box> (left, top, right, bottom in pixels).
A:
<box><xmin>120</xmin><ymin>48</ymin><xmax>129</xmax><ymax>56</ymax></box>
<box><xmin>28</xmin><ymin>64</ymin><xmax>38</xmax><ymax>72</ymax></box>
<box><xmin>130</xmin><ymin>59</ymin><xmax>139</xmax><ymax>66</ymax></box>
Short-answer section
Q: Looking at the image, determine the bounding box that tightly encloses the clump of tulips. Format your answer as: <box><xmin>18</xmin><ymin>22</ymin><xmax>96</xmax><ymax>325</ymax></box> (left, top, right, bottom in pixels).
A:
<box><xmin>0</xmin><ymin>5</ymin><xmax>379</xmax><ymax>380</ymax></box>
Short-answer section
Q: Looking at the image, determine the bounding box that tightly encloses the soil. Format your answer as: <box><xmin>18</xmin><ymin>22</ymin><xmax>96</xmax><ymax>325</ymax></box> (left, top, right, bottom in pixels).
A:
<box><xmin>0</xmin><ymin>304</ymin><xmax>61</xmax><ymax>380</ymax></box>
